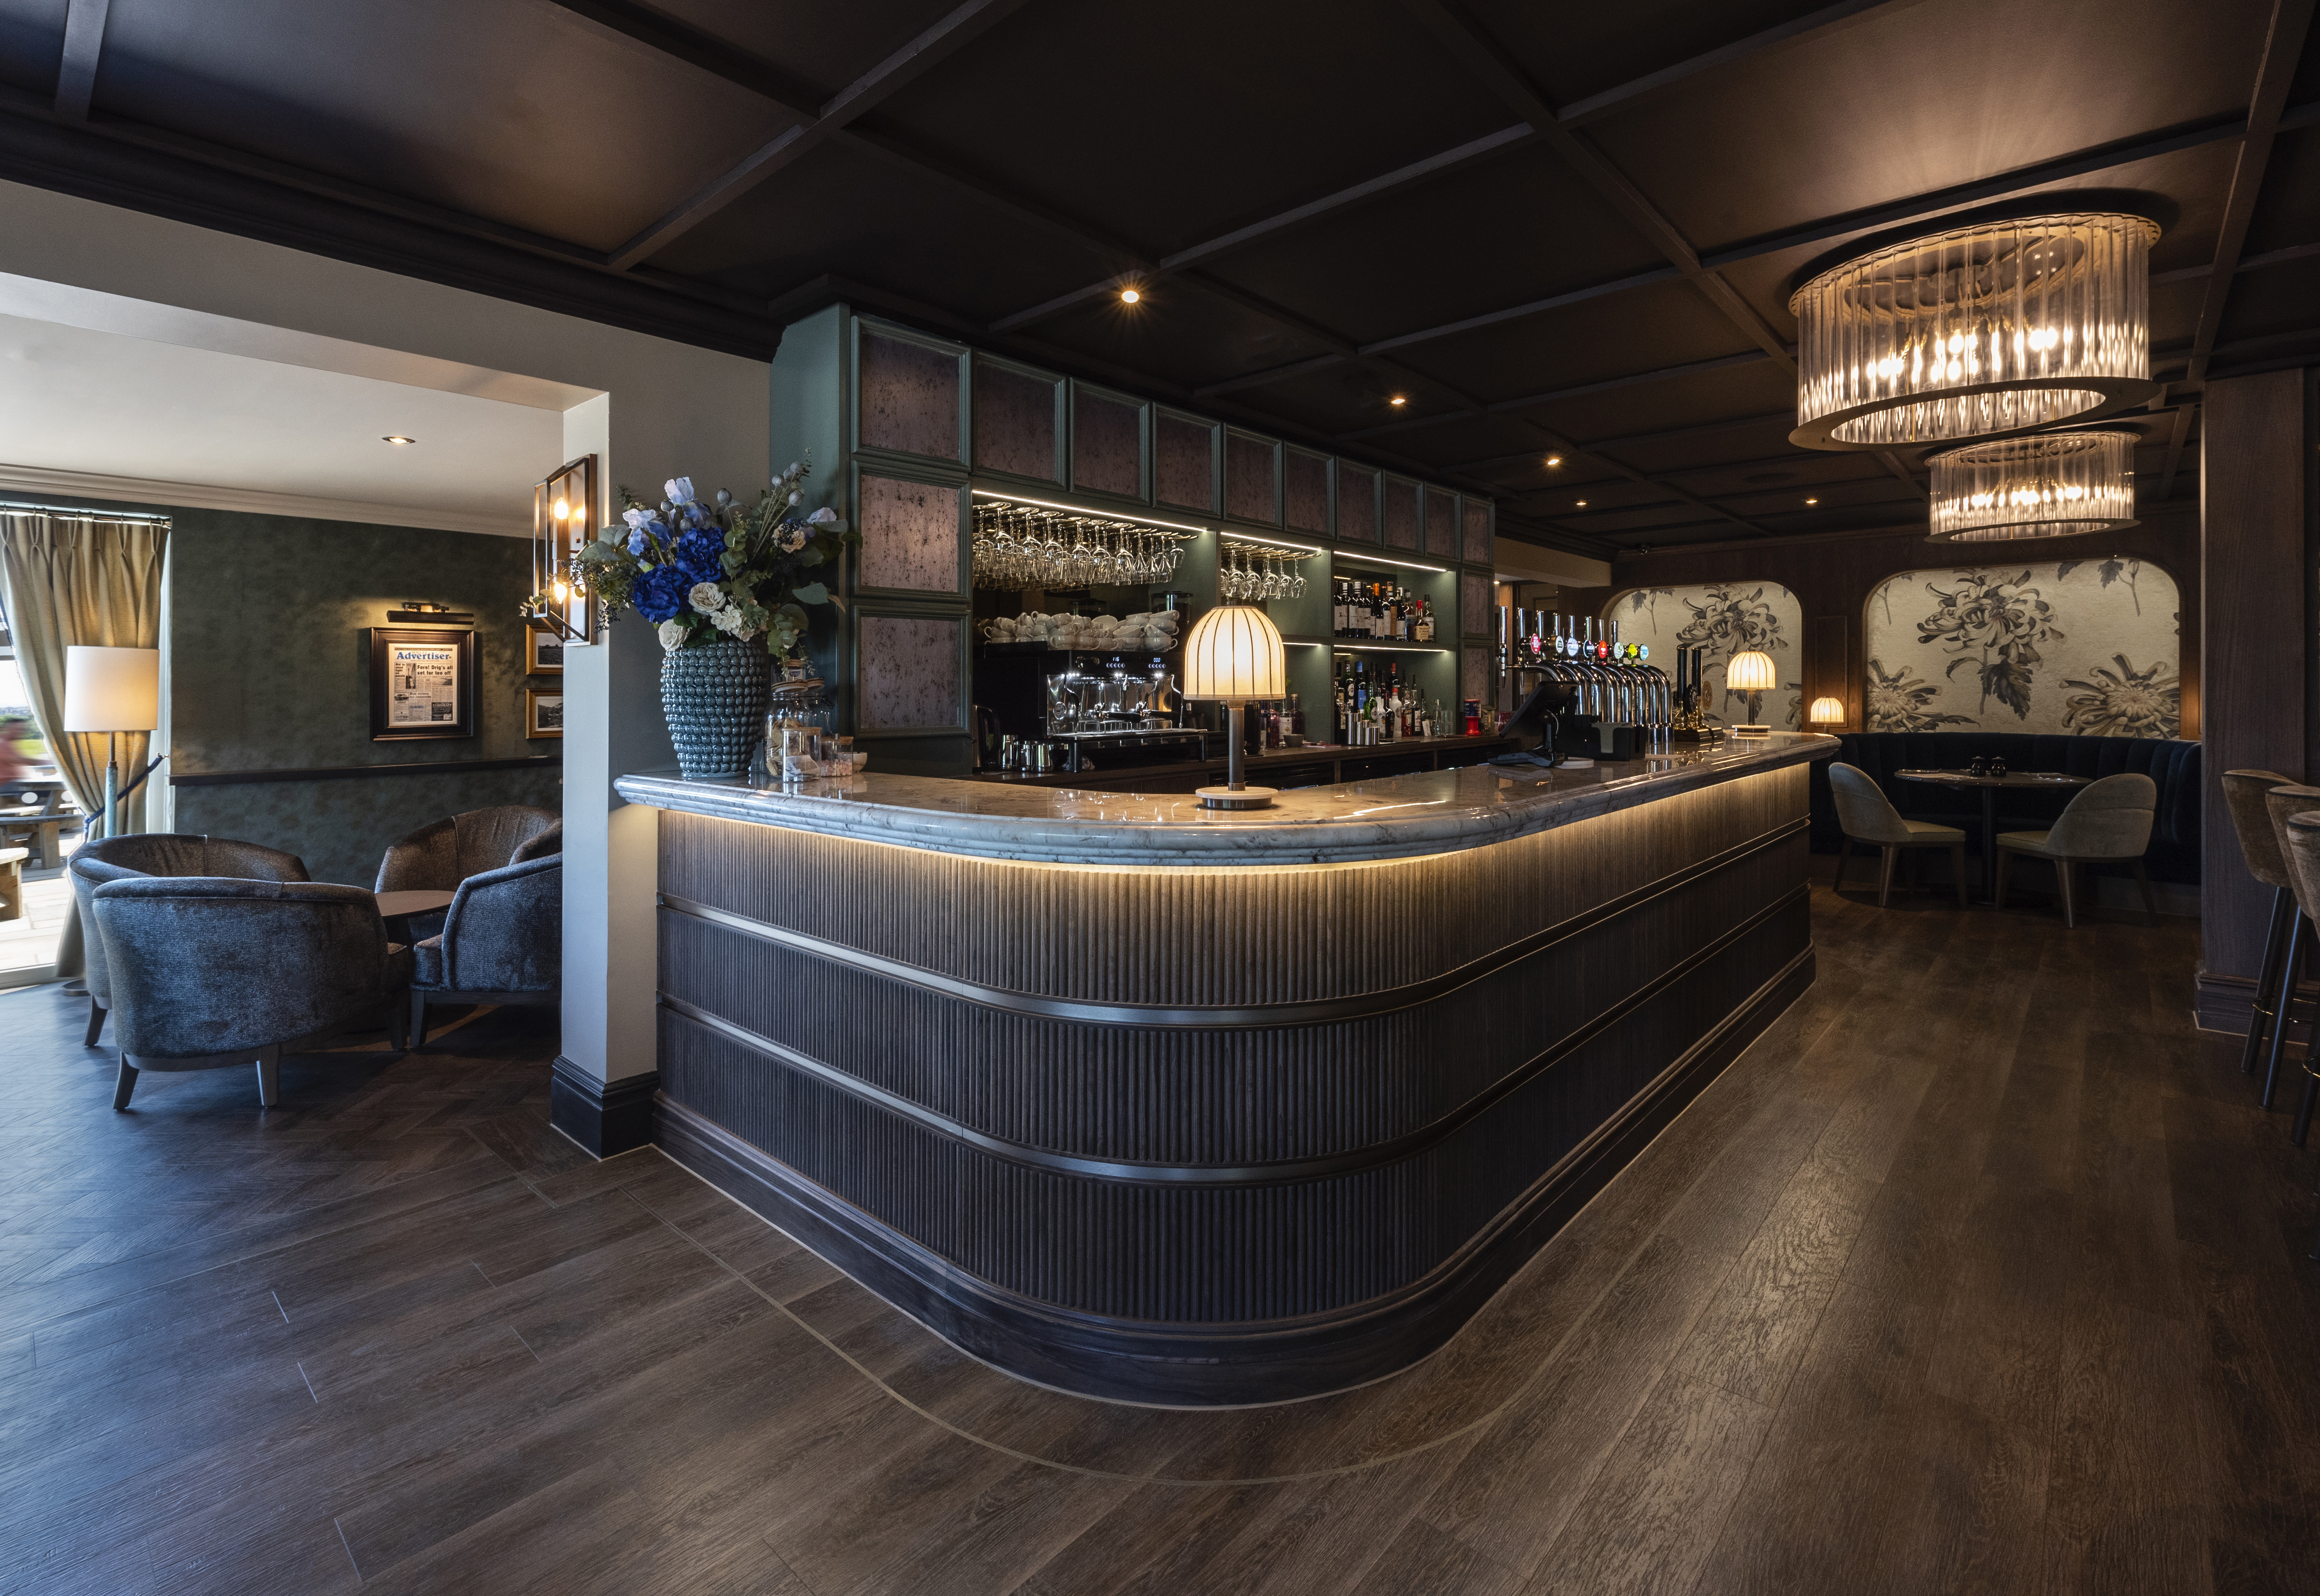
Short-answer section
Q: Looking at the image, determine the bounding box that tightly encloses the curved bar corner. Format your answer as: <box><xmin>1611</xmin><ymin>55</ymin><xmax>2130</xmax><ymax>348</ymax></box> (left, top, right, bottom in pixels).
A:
<box><xmin>618</xmin><ymin>733</ymin><xmax>1835</xmax><ymax>1405</ymax></box>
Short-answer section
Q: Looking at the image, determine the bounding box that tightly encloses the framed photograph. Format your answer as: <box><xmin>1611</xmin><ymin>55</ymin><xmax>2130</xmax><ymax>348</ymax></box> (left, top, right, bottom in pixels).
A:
<box><xmin>525</xmin><ymin>625</ymin><xmax>565</xmax><ymax>676</ymax></box>
<box><xmin>369</xmin><ymin>626</ymin><xmax>475</xmax><ymax>741</ymax></box>
<box><xmin>525</xmin><ymin>689</ymin><xmax>564</xmax><ymax>739</ymax></box>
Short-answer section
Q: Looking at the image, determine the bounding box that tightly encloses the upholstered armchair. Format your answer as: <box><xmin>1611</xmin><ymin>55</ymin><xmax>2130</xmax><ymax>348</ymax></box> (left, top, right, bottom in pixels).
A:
<box><xmin>92</xmin><ymin>877</ymin><xmax>412</xmax><ymax>1110</ymax></box>
<box><xmin>1995</xmin><ymin>773</ymin><xmax>2158</xmax><ymax>928</ymax></box>
<box><xmin>69</xmin><ymin>833</ymin><xmax>309</xmax><ymax>1046</ymax></box>
<box><xmin>410</xmin><ymin>854</ymin><xmax>561</xmax><ymax>1048</ymax></box>
<box><xmin>1826</xmin><ymin>762</ymin><xmax>1968</xmax><ymax>908</ymax></box>
<box><xmin>375</xmin><ymin>806</ymin><xmax>559</xmax><ymax>894</ymax></box>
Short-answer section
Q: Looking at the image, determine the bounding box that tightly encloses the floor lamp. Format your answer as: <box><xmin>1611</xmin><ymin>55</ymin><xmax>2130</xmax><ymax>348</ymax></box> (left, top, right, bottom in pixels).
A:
<box><xmin>64</xmin><ymin>646</ymin><xmax>160</xmax><ymax>841</ymax></box>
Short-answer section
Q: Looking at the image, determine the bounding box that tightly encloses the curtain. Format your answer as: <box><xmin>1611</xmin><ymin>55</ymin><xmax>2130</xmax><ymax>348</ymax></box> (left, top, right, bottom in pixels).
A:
<box><xmin>0</xmin><ymin>512</ymin><xmax>169</xmax><ymax>977</ymax></box>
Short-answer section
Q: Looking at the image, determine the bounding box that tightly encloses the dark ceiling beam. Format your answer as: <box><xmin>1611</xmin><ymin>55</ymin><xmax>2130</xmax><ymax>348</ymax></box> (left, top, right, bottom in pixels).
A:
<box><xmin>989</xmin><ymin>0</ymin><xmax>1927</xmax><ymax>339</ymax></box>
<box><xmin>990</xmin><ymin>122</ymin><xmax>1538</xmax><ymax>335</ymax></box>
<box><xmin>1702</xmin><ymin>112</ymin><xmax>2255</xmax><ymax>269</ymax></box>
<box><xmin>54</xmin><ymin>0</ymin><xmax>107</xmax><ymax>122</ymax></box>
<box><xmin>604</xmin><ymin>0</ymin><xmax>1035</xmax><ymax>271</ymax></box>
<box><xmin>540</xmin><ymin>0</ymin><xmax>822</xmax><ymax>114</ymax></box>
<box><xmin>2159</xmin><ymin>403</ymin><xmax>2196</xmax><ymax>500</ymax></box>
<box><xmin>2152</xmin><ymin>237</ymin><xmax>2320</xmax><ymax>282</ymax></box>
<box><xmin>1194</xmin><ymin>103</ymin><xmax>2316</xmax><ymax>404</ymax></box>
<box><xmin>1555</xmin><ymin>0</ymin><xmax>1933</xmax><ymax>126</ymax></box>
<box><xmin>2186</xmin><ymin>0</ymin><xmax>2316</xmax><ymax>383</ymax></box>
<box><xmin>1338</xmin><ymin>350</ymin><xmax>1777</xmax><ymax>442</ymax></box>
<box><xmin>1395</xmin><ymin>0</ymin><xmax>1796</xmax><ymax>377</ymax></box>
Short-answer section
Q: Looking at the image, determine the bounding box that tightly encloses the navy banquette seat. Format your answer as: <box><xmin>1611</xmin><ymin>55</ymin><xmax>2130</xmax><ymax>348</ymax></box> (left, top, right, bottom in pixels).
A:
<box><xmin>1807</xmin><ymin>732</ymin><xmax>2201</xmax><ymax>884</ymax></box>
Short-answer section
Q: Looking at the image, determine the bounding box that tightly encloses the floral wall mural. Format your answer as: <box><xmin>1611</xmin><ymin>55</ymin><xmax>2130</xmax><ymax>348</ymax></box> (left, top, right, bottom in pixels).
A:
<box><xmin>1864</xmin><ymin>559</ymin><xmax>2181</xmax><ymax>738</ymax></box>
<box><xmin>1608</xmin><ymin>582</ymin><xmax>1805</xmax><ymax>731</ymax></box>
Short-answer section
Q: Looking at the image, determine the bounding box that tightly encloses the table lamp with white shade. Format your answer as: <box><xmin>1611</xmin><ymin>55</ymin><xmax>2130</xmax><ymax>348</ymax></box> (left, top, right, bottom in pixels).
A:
<box><xmin>1179</xmin><ymin>604</ymin><xmax>1285</xmax><ymax>810</ymax></box>
<box><xmin>64</xmin><ymin>645</ymin><xmax>159</xmax><ymax>839</ymax></box>
<box><xmin>1808</xmin><ymin>696</ymin><xmax>1846</xmax><ymax>731</ymax></box>
<box><xmin>1723</xmin><ymin>649</ymin><xmax>1778</xmax><ymax>737</ymax></box>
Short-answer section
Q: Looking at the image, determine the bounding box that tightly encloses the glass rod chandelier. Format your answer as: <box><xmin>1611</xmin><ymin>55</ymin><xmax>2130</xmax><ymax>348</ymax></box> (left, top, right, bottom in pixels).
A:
<box><xmin>1925</xmin><ymin>429</ymin><xmax>2139</xmax><ymax>542</ymax></box>
<box><xmin>1789</xmin><ymin>213</ymin><xmax>2160</xmax><ymax>450</ymax></box>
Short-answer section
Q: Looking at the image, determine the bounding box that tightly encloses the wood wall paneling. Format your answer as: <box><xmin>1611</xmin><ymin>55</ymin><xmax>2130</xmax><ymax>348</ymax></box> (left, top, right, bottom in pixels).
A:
<box><xmin>2199</xmin><ymin>369</ymin><xmax>2309</xmax><ymax>986</ymax></box>
<box><xmin>1806</xmin><ymin>614</ymin><xmax>1850</xmax><ymax>727</ymax></box>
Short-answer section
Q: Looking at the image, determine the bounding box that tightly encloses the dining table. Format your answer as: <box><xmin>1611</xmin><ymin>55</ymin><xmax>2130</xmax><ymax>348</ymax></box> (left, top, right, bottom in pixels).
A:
<box><xmin>374</xmin><ymin>888</ymin><xmax>455</xmax><ymax>945</ymax></box>
<box><xmin>0</xmin><ymin>776</ymin><xmax>80</xmax><ymax>869</ymax></box>
<box><xmin>1892</xmin><ymin>768</ymin><xmax>2092</xmax><ymax>905</ymax></box>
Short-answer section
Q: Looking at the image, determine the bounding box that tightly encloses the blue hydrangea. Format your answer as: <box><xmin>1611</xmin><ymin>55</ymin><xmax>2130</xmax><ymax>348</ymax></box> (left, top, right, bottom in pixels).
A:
<box><xmin>634</xmin><ymin>564</ymin><xmax>691</xmax><ymax>623</ymax></box>
<box><xmin>674</xmin><ymin>525</ymin><xmax>726</xmax><ymax>583</ymax></box>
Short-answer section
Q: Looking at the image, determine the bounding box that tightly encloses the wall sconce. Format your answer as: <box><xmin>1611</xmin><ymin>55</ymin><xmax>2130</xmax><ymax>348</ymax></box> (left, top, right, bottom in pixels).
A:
<box><xmin>525</xmin><ymin>455</ymin><xmax>597</xmax><ymax>643</ymax></box>
<box><xmin>1808</xmin><ymin>696</ymin><xmax>1846</xmax><ymax>731</ymax></box>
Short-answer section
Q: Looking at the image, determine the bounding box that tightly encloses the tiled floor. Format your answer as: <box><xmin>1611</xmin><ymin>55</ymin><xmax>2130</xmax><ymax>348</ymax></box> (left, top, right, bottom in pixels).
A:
<box><xmin>2</xmin><ymin>885</ymin><xmax>2317</xmax><ymax>1594</ymax></box>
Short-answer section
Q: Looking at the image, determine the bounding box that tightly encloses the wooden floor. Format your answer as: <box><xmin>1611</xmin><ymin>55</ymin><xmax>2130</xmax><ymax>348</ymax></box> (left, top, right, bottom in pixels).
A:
<box><xmin>4</xmin><ymin>882</ymin><xmax>2317</xmax><ymax>1595</ymax></box>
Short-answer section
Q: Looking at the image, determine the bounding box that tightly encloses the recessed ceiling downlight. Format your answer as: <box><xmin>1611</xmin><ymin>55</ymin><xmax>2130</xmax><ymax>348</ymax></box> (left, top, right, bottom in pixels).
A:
<box><xmin>382</xmin><ymin>435</ymin><xmax>416</xmax><ymax>445</ymax></box>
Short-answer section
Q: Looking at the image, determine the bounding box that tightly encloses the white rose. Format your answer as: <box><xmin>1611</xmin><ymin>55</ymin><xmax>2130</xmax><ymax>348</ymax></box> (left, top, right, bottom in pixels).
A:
<box><xmin>710</xmin><ymin>608</ymin><xmax>744</xmax><ymax>634</ymax></box>
<box><xmin>657</xmin><ymin>619</ymin><xmax>686</xmax><ymax>652</ymax></box>
<box><xmin>687</xmin><ymin>582</ymin><xmax>725</xmax><ymax>615</ymax></box>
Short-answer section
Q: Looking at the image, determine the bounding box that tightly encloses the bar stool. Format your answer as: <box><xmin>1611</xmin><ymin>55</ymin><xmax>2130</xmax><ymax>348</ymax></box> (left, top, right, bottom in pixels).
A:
<box><xmin>2220</xmin><ymin>769</ymin><xmax>2296</xmax><ymax>1079</ymax></box>
<box><xmin>2260</xmin><ymin>785</ymin><xmax>2320</xmax><ymax>1110</ymax></box>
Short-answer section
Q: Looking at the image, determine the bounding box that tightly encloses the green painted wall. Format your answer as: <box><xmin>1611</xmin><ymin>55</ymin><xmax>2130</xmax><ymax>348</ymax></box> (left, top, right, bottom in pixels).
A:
<box><xmin>165</xmin><ymin>508</ymin><xmax>561</xmax><ymax>887</ymax></box>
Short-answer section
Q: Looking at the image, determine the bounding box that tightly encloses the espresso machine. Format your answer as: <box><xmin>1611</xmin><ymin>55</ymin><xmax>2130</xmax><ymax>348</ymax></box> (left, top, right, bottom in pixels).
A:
<box><xmin>974</xmin><ymin>644</ymin><xmax>1209</xmax><ymax>775</ymax></box>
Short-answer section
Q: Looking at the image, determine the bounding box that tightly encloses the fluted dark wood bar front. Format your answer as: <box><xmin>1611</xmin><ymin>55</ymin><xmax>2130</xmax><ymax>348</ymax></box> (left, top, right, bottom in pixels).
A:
<box><xmin>617</xmin><ymin>733</ymin><xmax>1835</xmax><ymax>1404</ymax></box>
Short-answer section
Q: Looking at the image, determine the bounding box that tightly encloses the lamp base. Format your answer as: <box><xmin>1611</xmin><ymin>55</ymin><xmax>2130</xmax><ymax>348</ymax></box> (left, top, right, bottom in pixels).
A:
<box><xmin>1196</xmin><ymin>785</ymin><xmax>1278</xmax><ymax>810</ymax></box>
<box><xmin>1732</xmin><ymin>724</ymin><xmax>1772</xmax><ymax>737</ymax></box>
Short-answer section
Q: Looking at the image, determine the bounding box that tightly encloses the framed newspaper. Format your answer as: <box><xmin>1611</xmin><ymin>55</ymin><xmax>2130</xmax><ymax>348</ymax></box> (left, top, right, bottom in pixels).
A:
<box><xmin>369</xmin><ymin>626</ymin><xmax>477</xmax><ymax>741</ymax></box>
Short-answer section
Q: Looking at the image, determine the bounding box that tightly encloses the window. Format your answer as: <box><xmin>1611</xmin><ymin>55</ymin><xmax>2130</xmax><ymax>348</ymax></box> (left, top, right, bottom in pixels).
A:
<box><xmin>0</xmin><ymin>592</ymin><xmax>27</xmax><ymax>719</ymax></box>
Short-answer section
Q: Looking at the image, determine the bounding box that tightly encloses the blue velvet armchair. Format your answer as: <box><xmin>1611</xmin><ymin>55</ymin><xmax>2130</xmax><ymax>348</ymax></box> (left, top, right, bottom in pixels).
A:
<box><xmin>410</xmin><ymin>853</ymin><xmax>561</xmax><ymax>1048</ymax></box>
<box><xmin>92</xmin><ymin>877</ymin><xmax>413</xmax><ymax>1110</ymax></box>
<box><xmin>69</xmin><ymin>833</ymin><xmax>310</xmax><ymax>1047</ymax></box>
<box><xmin>376</xmin><ymin>806</ymin><xmax>559</xmax><ymax>893</ymax></box>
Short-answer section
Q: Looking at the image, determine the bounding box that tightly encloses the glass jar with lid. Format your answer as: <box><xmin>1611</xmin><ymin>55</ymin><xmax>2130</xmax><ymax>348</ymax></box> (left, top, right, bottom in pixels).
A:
<box><xmin>765</xmin><ymin>658</ymin><xmax>835</xmax><ymax>782</ymax></box>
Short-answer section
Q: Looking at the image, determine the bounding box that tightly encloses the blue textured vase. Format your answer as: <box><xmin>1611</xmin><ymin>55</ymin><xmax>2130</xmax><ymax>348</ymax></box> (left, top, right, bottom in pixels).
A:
<box><xmin>660</xmin><ymin>637</ymin><xmax>773</xmax><ymax>779</ymax></box>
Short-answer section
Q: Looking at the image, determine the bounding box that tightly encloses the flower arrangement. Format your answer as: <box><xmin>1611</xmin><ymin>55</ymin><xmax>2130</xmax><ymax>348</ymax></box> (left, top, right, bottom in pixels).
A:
<box><xmin>577</xmin><ymin>458</ymin><xmax>857</xmax><ymax>655</ymax></box>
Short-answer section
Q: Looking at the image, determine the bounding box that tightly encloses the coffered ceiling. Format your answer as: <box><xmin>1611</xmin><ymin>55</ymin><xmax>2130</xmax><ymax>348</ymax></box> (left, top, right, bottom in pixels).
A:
<box><xmin>0</xmin><ymin>0</ymin><xmax>2310</xmax><ymax>556</ymax></box>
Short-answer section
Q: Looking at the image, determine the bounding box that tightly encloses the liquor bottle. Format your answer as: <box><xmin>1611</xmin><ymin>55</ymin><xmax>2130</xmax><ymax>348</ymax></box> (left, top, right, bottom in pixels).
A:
<box><xmin>1413</xmin><ymin>599</ymin><xmax>1433</xmax><ymax>643</ymax></box>
<box><xmin>1291</xmin><ymin>693</ymin><xmax>1306</xmax><ymax>738</ymax></box>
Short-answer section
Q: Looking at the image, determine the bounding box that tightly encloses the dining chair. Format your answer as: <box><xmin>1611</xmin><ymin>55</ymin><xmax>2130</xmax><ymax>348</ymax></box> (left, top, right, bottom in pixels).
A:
<box><xmin>2278</xmin><ymin>811</ymin><xmax>2320</xmax><ymax>1151</ymax></box>
<box><xmin>2221</xmin><ymin>769</ymin><xmax>2298</xmax><ymax>1080</ymax></box>
<box><xmin>1826</xmin><ymin>762</ymin><xmax>1968</xmax><ymax>908</ymax></box>
<box><xmin>2261</xmin><ymin>785</ymin><xmax>2320</xmax><ymax>1109</ymax></box>
<box><xmin>0</xmin><ymin>844</ymin><xmax>24</xmax><ymax>922</ymax></box>
<box><xmin>1993</xmin><ymin>773</ymin><xmax>2156</xmax><ymax>929</ymax></box>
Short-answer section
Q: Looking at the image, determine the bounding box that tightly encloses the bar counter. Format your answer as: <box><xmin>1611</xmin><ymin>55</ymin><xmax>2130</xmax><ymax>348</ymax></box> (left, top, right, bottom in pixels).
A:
<box><xmin>617</xmin><ymin>733</ymin><xmax>1836</xmax><ymax>1404</ymax></box>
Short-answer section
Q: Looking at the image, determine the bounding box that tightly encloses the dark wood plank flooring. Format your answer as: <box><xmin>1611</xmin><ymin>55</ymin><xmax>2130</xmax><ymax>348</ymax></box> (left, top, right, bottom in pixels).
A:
<box><xmin>3</xmin><ymin>883</ymin><xmax>2316</xmax><ymax>1595</ymax></box>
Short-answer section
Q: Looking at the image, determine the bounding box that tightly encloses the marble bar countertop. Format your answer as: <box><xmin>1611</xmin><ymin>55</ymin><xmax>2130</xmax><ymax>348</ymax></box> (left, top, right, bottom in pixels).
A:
<box><xmin>616</xmin><ymin>733</ymin><xmax>1837</xmax><ymax>867</ymax></box>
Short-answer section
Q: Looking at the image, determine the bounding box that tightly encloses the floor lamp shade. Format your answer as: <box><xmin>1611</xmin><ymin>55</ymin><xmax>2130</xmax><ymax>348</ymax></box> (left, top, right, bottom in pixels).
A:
<box><xmin>63</xmin><ymin>646</ymin><xmax>160</xmax><ymax>732</ymax></box>
<box><xmin>1180</xmin><ymin>605</ymin><xmax>1286</xmax><ymax>702</ymax></box>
